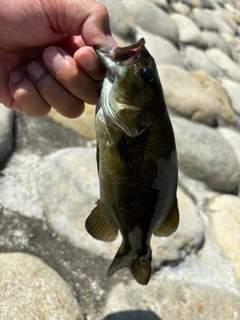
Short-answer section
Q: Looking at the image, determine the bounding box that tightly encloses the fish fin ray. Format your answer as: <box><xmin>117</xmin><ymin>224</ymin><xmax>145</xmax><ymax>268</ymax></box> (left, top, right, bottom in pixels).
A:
<box><xmin>85</xmin><ymin>200</ymin><xmax>118</xmax><ymax>242</ymax></box>
<box><xmin>107</xmin><ymin>244</ymin><xmax>152</xmax><ymax>285</ymax></box>
<box><xmin>154</xmin><ymin>197</ymin><xmax>179</xmax><ymax>237</ymax></box>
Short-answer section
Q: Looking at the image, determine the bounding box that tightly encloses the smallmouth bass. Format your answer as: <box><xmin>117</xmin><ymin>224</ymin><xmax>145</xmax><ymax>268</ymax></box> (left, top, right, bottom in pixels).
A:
<box><xmin>85</xmin><ymin>38</ymin><xmax>179</xmax><ymax>285</ymax></box>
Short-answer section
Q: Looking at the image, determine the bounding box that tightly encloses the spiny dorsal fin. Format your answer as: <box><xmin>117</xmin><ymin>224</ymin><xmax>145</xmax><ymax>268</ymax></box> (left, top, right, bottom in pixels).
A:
<box><xmin>154</xmin><ymin>197</ymin><xmax>179</xmax><ymax>237</ymax></box>
<box><xmin>85</xmin><ymin>200</ymin><xmax>118</xmax><ymax>242</ymax></box>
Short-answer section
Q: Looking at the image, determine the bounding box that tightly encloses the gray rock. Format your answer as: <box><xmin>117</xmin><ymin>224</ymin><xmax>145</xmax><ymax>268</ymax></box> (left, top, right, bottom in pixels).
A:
<box><xmin>206</xmin><ymin>48</ymin><xmax>240</xmax><ymax>82</ymax></box>
<box><xmin>0</xmin><ymin>151</ymin><xmax>43</xmax><ymax>219</ymax></box>
<box><xmin>171</xmin><ymin>116</ymin><xmax>240</xmax><ymax>192</ymax></box>
<box><xmin>0</xmin><ymin>104</ymin><xmax>15</xmax><ymax>169</ymax></box>
<box><xmin>171</xmin><ymin>2</ymin><xmax>191</xmax><ymax>15</ymax></box>
<box><xmin>97</xmin><ymin>0</ymin><xmax>135</xmax><ymax>41</ymax></box>
<box><xmin>221</xmin><ymin>78</ymin><xmax>240</xmax><ymax>114</ymax></box>
<box><xmin>103</xmin><ymin>276</ymin><xmax>240</xmax><ymax>320</ymax></box>
<box><xmin>0</xmin><ymin>253</ymin><xmax>82</xmax><ymax>319</ymax></box>
<box><xmin>171</xmin><ymin>13</ymin><xmax>208</xmax><ymax>48</ymax></box>
<box><xmin>123</xmin><ymin>0</ymin><xmax>179</xmax><ymax>44</ymax></box>
<box><xmin>158</xmin><ymin>65</ymin><xmax>219</xmax><ymax>125</ymax></box>
<box><xmin>152</xmin><ymin>187</ymin><xmax>204</xmax><ymax>267</ymax></box>
<box><xmin>193</xmin><ymin>70</ymin><xmax>236</xmax><ymax>124</ymax></box>
<box><xmin>208</xmin><ymin>8</ymin><xmax>238</xmax><ymax>35</ymax></box>
<box><xmin>145</xmin><ymin>0</ymin><xmax>169</xmax><ymax>11</ymax></box>
<box><xmin>218</xmin><ymin>127</ymin><xmax>240</xmax><ymax>165</ymax></box>
<box><xmin>37</xmin><ymin>147</ymin><xmax>122</xmax><ymax>260</ymax></box>
<box><xmin>207</xmin><ymin>195</ymin><xmax>240</xmax><ymax>282</ymax></box>
<box><xmin>202</xmin><ymin>31</ymin><xmax>233</xmax><ymax>58</ymax></box>
<box><xmin>183</xmin><ymin>46</ymin><xmax>220</xmax><ymax>77</ymax></box>
<box><xmin>136</xmin><ymin>28</ymin><xmax>184</xmax><ymax>68</ymax></box>
<box><xmin>192</xmin><ymin>8</ymin><xmax>218</xmax><ymax>31</ymax></box>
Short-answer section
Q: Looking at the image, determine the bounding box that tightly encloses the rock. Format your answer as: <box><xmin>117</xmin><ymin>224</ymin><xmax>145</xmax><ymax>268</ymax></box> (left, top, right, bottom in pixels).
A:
<box><xmin>152</xmin><ymin>187</ymin><xmax>204</xmax><ymax>267</ymax></box>
<box><xmin>171</xmin><ymin>116</ymin><xmax>240</xmax><ymax>192</ymax></box>
<box><xmin>97</xmin><ymin>0</ymin><xmax>136</xmax><ymax>41</ymax></box>
<box><xmin>158</xmin><ymin>65</ymin><xmax>218</xmax><ymax>125</ymax></box>
<box><xmin>170</xmin><ymin>0</ymin><xmax>214</xmax><ymax>9</ymax></box>
<box><xmin>224</xmin><ymin>4</ymin><xmax>240</xmax><ymax>25</ymax></box>
<box><xmin>37</xmin><ymin>147</ymin><xmax>122</xmax><ymax>259</ymax></box>
<box><xmin>221</xmin><ymin>79</ymin><xmax>240</xmax><ymax>114</ymax></box>
<box><xmin>207</xmin><ymin>195</ymin><xmax>240</xmax><ymax>282</ymax></box>
<box><xmin>123</xmin><ymin>0</ymin><xmax>179</xmax><ymax>44</ymax></box>
<box><xmin>0</xmin><ymin>253</ymin><xmax>82</xmax><ymax>319</ymax></box>
<box><xmin>202</xmin><ymin>31</ymin><xmax>233</xmax><ymax>58</ymax></box>
<box><xmin>0</xmin><ymin>151</ymin><xmax>43</xmax><ymax>219</ymax></box>
<box><xmin>193</xmin><ymin>70</ymin><xmax>236</xmax><ymax>124</ymax></box>
<box><xmin>145</xmin><ymin>0</ymin><xmax>169</xmax><ymax>11</ymax></box>
<box><xmin>103</xmin><ymin>277</ymin><xmax>240</xmax><ymax>320</ymax></box>
<box><xmin>171</xmin><ymin>13</ymin><xmax>208</xmax><ymax>48</ymax></box>
<box><xmin>206</xmin><ymin>48</ymin><xmax>240</xmax><ymax>82</ymax></box>
<box><xmin>48</xmin><ymin>104</ymin><xmax>96</xmax><ymax>140</ymax></box>
<box><xmin>207</xmin><ymin>8</ymin><xmax>238</xmax><ymax>36</ymax></box>
<box><xmin>171</xmin><ymin>2</ymin><xmax>191</xmax><ymax>15</ymax></box>
<box><xmin>218</xmin><ymin>127</ymin><xmax>240</xmax><ymax>165</ymax></box>
<box><xmin>136</xmin><ymin>28</ymin><xmax>184</xmax><ymax>68</ymax></box>
<box><xmin>0</xmin><ymin>104</ymin><xmax>15</xmax><ymax>169</ymax></box>
<box><xmin>192</xmin><ymin>8</ymin><xmax>218</xmax><ymax>31</ymax></box>
<box><xmin>183</xmin><ymin>46</ymin><xmax>220</xmax><ymax>77</ymax></box>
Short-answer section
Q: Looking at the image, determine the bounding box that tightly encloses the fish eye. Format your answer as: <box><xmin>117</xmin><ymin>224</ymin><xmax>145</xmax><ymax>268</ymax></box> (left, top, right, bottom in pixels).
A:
<box><xmin>140</xmin><ymin>68</ymin><xmax>154</xmax><ymax>84</ymax></box>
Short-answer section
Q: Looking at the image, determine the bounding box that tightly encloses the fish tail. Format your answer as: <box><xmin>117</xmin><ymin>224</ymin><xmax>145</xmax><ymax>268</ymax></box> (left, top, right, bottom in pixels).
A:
<box><xmin>107</xmin><ymin>243</ymin><xmax>152</xmax><ymax>285</ymax></box>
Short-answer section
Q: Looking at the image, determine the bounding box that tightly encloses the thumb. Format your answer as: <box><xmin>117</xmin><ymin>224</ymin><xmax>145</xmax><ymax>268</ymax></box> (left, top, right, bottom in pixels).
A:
<box><xmin>43</xmin><ymin>0</ymin><xmax>116</xmax><ymax>46</ymax></box>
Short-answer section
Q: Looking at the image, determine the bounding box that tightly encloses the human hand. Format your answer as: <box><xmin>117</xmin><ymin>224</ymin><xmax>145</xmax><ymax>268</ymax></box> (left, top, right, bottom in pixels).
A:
<box><xmin>0</xmin><ymin>0</ymin><xmax>116</xmax><ymax>117</ymax></box>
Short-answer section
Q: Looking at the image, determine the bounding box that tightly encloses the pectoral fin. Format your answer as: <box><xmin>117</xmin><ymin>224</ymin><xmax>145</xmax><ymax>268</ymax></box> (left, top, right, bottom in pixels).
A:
<box><xmin>85</xmin><ymin>200</ymin><xmax>118</xmax><ymax>242</ymax></box>
<box><xmin>154</xmin><ymin>197</ymin><xmax>179</xmax><ymax>237</ymax></box>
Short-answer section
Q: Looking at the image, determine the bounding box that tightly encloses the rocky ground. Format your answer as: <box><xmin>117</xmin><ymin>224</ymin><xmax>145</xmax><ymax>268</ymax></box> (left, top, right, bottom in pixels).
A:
<box><xmin>1</xmin><ymin>0</ymin><xmax>240</xmax><ymax>319</ymax></box>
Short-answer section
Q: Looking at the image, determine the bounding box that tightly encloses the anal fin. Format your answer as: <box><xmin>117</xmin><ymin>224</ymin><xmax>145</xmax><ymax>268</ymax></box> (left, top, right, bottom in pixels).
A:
<box><xmin>154</xmin><ymin>197</ymin><xmax>179</xmax><ymax>237</ymax></box>
<box><xmin>85</xmin><ymin>200</ymin><xmax>118</xmax><ymax>242</ymax></box>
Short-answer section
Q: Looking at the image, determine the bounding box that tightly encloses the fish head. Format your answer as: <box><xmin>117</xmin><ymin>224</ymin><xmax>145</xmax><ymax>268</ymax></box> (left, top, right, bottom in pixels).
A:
<box><xmin>95</xmin><ymin>38</ymin><xmax>164</xmax><ymax>137</ymax></box>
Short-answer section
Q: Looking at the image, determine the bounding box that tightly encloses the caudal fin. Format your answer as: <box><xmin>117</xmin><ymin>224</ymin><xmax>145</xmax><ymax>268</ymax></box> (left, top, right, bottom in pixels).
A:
<box><xmin>107</xmin><ymin>244</ymin><xmax>152</xmax><ymax>285</ymax></box>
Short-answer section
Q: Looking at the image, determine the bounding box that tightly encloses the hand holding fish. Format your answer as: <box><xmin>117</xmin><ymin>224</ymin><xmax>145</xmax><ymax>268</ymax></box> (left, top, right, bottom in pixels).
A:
<box><xmin>0</xmin><ymin>0</ymin><xmax>116</xmax><ymax>117</ymax></box>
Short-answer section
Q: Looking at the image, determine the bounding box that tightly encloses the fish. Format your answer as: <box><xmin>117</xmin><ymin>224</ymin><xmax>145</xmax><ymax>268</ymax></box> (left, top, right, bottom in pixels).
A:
<box><xmin>85</xmin><ymin>38</ymin><xmax>179</xmax><ymax>285</ymax></box>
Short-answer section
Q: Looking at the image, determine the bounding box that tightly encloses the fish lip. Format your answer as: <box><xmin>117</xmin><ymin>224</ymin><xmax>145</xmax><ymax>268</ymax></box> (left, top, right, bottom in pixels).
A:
<box><xmin>95</xmin><ymin>38</ymin><xmax>146</xmax><ymax>65</ymax></box>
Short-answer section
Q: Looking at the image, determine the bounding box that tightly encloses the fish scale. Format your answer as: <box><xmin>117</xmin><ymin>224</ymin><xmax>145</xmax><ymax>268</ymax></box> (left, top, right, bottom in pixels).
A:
<box><xmin>85</xmin><ymin>38</ymin><xmax>179</xmax><ymax>285</ymax></box>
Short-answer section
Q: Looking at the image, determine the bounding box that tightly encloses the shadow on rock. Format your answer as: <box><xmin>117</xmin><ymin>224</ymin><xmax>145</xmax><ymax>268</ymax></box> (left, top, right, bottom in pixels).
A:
<box><xmin>103</xmin><ymin>310</ymin><xmax>162</xmax><ymax>320</ymax></box>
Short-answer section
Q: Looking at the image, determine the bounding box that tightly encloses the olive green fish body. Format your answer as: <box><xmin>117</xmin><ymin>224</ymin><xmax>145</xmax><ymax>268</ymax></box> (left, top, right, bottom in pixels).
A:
<box><xmin>85</xmin><ymin>39</ymin><xmax>179</xmax><ymax>285</ymax></box>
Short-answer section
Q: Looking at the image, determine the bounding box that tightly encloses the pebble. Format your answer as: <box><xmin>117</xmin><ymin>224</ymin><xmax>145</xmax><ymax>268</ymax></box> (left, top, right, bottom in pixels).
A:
<box><xmin>206</xmin><ymin>48</ymin><xmax>240</xmax><ymax>82</ymax></box>
<box><xmin>171</xmin><ymin>116</ymin><xmax>240</xmax><ymax>192</ymax></box>
<box><xmin>171</xmin><ymin>13</ymin><xmax>208</xmax><ymax>48</ymax></box>
<box><xmin>158</xmin><ymin>65</ymin><xmax>219</xmax><ymax>125</ymax></box>
<box><xmin>0</xmin><ymin>253</ymin><xmax>82</xmax><ymax>319</ymax></box>
<box><xmin>183</xmin><ymin>45</ymin><xmax>220</xmax><ymax>77</ymax></box>
<box><xmin>123</xmin><ymin>0</ymin><xmax>179</xmax><ymax>44</ymax></box>
<box><xmin>193</xmin><ymin>70</ymin><xmax>236</xmax><ymax>123</ymax></box>
<box><xmin>207</xmin><ymin>195</ymin><xmax>240</xmax><ymax>282</ymax></box>
<box><xmin>221</xmin><ymin>78</ymin><xmax>240</xmax><ymax>114</ymax></box>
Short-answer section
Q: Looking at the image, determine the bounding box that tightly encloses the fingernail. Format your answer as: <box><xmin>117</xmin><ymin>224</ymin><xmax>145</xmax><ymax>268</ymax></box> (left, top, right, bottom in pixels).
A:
<box><xmin>9</xmin><ymin>70</ymin><xmax>22</xmax><ymax>84</ymax></box>
<box><xmin>27</xmin><ymin>61</ymin><xmax>45</xmax><ymax>80</ymax></box>
<box><xmin>43</xmin><ymin>47</ymin><xmax>67</xmax><ymax>73</ymax></box>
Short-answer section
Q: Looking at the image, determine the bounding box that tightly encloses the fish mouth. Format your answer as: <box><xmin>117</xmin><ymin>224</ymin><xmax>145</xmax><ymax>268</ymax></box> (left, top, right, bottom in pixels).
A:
<box><xmin>95</xmin><ymin>38</ymin><xmax>146</xmax><ymax>66</ymax></box>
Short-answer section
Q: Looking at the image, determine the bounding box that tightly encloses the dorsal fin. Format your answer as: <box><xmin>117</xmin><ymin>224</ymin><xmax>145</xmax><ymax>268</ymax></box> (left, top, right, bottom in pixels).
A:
<box><xmin>85</xmin><ymin>200</ymin><xmax>118</xmax><ymax>242</ymax></box>
<box><xmin>154</xmin><ymin>197</ymin><xmax>179</xmax><ymax>237</ymax></box>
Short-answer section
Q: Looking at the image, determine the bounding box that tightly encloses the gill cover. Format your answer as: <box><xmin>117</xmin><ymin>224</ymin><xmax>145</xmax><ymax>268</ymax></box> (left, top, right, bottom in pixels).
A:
<box><xmin>95</xmin><ymin>38</ymin><xmax>161</xmax><ymax>137</ymax></box>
